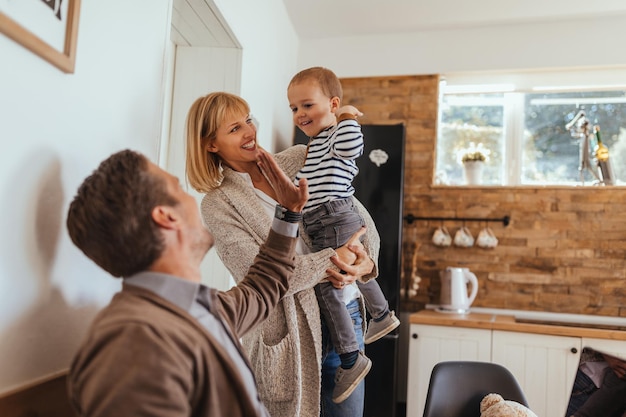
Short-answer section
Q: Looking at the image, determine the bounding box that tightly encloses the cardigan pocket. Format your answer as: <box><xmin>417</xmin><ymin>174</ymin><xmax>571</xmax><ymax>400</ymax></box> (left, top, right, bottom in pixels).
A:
<box><xmin>254</xmin><ymin>332</ymin><xmax>297</xmax><ymax>402</ymax></box>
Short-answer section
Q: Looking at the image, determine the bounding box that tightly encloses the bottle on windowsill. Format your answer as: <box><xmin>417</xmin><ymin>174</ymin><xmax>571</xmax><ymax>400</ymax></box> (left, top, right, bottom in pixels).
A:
<box><xmin>594</xmin><ymin>125</ymin><xmax>615</xmax><ymax>185</ymax></box>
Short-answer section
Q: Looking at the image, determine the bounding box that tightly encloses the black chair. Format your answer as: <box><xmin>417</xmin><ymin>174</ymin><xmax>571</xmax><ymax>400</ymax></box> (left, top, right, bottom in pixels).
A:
<box><xmin>422</xmin><ymin>361</ymin><xmax>528</xmax><ymax>417</ymax></box>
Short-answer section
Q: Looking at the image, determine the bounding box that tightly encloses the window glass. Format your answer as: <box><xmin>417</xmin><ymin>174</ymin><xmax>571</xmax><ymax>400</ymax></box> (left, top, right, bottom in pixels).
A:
<box><xmin>436</xmin><ymin>94</ymin><xmax>504</xmax><ymax>185</ymax></box>
<box><xmin>524</xmin><ymin>91</ymin><xmax>626</xmax><ymax>185</ymax></box>
<box><xmin>436</xmin><ymin>87</ymin><xmax>626</xmax><ymax>186</ymax></box>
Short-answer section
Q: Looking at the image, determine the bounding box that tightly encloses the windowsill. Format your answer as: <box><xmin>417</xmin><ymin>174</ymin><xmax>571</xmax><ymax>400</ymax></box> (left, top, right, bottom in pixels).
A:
<box><xmin>430</xmin><ymin>184</ymin><xmax>625</xmax><ymax>189</ymax></box>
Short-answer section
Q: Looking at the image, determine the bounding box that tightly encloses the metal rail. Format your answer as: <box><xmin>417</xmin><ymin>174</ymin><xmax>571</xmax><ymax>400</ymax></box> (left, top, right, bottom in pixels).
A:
<box><xmin>403</xmin><ymin>214</ymin><xmax>511</xmax><ymax>227</ymax></box>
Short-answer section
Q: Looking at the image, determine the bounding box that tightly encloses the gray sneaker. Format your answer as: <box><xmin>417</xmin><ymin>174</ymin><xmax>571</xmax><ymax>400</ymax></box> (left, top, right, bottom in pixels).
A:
<box><xmin>332</xmin><ymin>351</ymin><xmax>372</xmax><ymax>403</ymax></box>
<box><xmin>364</xmin><ymin>310</ymin><xmax>400</xmax><ymax>344</ymax></box>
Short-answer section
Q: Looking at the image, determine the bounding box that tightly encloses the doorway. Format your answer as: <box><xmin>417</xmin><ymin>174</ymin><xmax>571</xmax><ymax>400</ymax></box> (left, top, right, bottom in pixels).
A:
<box><xmin>163</xmin><ymin>0</ymin><xmax>242</xmax><ymax>289</ymax></box>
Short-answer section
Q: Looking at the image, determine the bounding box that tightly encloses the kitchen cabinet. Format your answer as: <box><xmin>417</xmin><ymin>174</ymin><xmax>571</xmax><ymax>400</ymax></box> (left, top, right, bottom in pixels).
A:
<box><xmin>406</xmin><ymin>324</ymin><xmax>491</xmax><ymax>417</ymax></box>
<box><xmin>491</xmin><ymin>330</ymin><xmax>581</xmax><ymax>417</ymax></box>
<box><xmin>406</xmin><ymin>311</ymin><xmax>626</xmax><ymax>417</ymax></box>
<box><xmin>581</xmin><ymin>337</ymin><xmax>626</xmax><ymax>360</ymax></box>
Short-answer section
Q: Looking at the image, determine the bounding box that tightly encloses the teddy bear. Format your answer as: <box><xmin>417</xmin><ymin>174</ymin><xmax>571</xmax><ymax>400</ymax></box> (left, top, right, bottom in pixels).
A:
<box><xmin>480</xmin><ymin>393</ymin><xmax>539</xmax><ymax>417</ymax></box>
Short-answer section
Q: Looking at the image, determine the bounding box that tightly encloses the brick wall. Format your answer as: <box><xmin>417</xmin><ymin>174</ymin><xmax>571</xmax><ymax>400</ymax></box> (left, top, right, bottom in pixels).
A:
<box><xmin>341</xmin><ymin>74</ymin><xmax>626</xmax><ymax>317</ymax></box>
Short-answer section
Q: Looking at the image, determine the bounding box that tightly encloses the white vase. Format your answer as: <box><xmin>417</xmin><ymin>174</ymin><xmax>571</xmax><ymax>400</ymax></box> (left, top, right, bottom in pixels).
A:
<box><xmin>463</xmin><ymin>160</ymin><xmax>484</xmax><ymax>185</ymax></box>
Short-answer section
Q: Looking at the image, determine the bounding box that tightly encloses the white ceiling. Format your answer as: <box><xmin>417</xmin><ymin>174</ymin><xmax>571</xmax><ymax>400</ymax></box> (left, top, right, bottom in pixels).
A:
<box><xmin>171</xmin><ymin>0</ymin><xmax>626</xmax><ymax>48</ymax></box>
<box><xmin>282</xmin><ymin>0</ymin><xmax>626</xmax><ymax>39</ymax></box>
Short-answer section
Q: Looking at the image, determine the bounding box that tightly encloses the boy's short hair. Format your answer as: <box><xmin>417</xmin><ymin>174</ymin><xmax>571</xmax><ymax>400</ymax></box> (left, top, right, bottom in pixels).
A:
<box><xmin>288</xmin><ymin>66</ymin><xmax>343</xmax><ymax>101</ymax></box>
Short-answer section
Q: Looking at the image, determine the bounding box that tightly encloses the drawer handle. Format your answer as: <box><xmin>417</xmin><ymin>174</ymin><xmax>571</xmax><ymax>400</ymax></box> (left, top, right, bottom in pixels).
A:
<box><xmin>412</xmin><ymin>333</ymin><xmax>418</xmax><ymax>339</ymax></box>
<box><xmin>571</xmin><ymin>347</ymin><xmax>578</xmax><ymax>354</ymax></box>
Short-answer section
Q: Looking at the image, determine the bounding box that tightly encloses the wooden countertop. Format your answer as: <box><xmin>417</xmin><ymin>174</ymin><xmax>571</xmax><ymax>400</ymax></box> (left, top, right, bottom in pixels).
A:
<box><xmin>410</xmin><ymin>310</ymin><xmax>626</xmax><ymax>341</ymax></box>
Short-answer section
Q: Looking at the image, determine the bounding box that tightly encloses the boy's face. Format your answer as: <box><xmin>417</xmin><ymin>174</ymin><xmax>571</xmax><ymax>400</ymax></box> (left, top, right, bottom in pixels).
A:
<box><xmin>288</xmin><ymin>80</ymin><xmax>339</xmax><ymax>137</ymax></box>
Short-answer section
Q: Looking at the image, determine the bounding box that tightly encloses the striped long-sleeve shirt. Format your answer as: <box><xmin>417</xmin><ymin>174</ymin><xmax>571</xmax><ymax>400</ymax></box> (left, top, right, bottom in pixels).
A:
<box><xmin>295</xmin><ymin>117</ymin><xmax>364</xmax><ymax>212</ymax></box>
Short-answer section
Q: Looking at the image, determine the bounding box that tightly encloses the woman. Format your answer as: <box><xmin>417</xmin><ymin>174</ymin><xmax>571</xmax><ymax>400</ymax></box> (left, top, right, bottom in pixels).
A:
<box><xmin>185</xmin><ymin>92</ymin><xmax>380</xmax><ymax>417</ymax></box>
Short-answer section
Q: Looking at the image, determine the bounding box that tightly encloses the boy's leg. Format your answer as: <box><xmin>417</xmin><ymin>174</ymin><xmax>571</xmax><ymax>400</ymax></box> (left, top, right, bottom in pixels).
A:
<box><xmin>358</xmin><ymin>280</ymin><xmax>400</xmax><ymax>344</ymax></box>
<box><xmin>321</xmin><ymin>299</ymin><xmax>368</xmax><ymax>411</ymax></box>
<box><xmin>309</xmin><ymin>201</ymin><xmax>373</xmax><ymax>403</ymax></box>
<box><xmin>357</xmin><ymin>279</ymin><xmax>389</xmax><ymax>319</ymax></box>
<box><xmin>315</xmin><ymin>282</ymin><xmax>360</xmax><ymax>356</ymax></box>
<box><xmin>316</xmin><ymin>283</ymin><xmax>371</xmax><ymax>404</ymax></box>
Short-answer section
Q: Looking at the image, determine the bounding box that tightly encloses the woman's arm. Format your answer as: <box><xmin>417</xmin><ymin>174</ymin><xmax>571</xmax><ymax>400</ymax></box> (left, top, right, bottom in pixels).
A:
<box><xmin>351</xmin><ymin>196</ymin><xmax>380</xmax><ymax>281</ymax></box>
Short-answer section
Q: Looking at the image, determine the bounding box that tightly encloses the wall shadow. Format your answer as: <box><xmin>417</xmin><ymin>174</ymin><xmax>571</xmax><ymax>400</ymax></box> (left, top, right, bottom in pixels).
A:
<box><xmin>0</xmin><ymin>150</ymin><xmax>99</xmax><ymax>393</ymax></box>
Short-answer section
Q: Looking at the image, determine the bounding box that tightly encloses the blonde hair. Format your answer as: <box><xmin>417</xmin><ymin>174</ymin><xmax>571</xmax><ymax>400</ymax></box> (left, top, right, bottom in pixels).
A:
<box><xmin>185</xmin><ymin>92</ymin><xmax>250</xmax><ymax>193</ymax></box>
<box><xmin>288</xmin><ymin>66</ymin><xmax>343</xmax><ymax>101</ymax></box>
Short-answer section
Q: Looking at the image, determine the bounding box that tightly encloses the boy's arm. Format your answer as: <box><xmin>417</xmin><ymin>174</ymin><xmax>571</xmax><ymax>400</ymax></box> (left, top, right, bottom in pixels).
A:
<box><xmin>331</xmin><ymin>116</ymin><xmax>364</xmax><ymax>160</ymax></box>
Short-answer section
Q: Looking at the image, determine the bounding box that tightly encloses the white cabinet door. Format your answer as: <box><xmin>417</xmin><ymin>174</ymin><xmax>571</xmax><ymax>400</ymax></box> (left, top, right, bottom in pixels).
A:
<box><xmin>492</xmin><ymin>330</ymin><xmax>581</xmax><ymax>417</ymax></box>
<box><xmin>406</xmin><ymin>324</ymin><xmax>492</xmax><ymax>417</ymax></box>
<box><xmin>582</xmin><ymin>337</ymin><xmax>626</xmax><ymax>361</ymax></box>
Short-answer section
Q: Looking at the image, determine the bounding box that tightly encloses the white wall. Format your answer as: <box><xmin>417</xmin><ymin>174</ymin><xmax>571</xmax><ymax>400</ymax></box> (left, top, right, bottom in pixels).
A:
<box><xmin>297</xmin><ymin>13</ymin><xmax>626</xmax><ymax>78</ymax></box>
<box><xmin>164</xmin><ymin>46</ymin><xmax>242</xmax><ymax>292</ymax></box>
<box><xmin>213</xmin><ymin>0</ymin><xmax>299</xmax><ymax>151</ymax></box>
<box><xmin>0</xmin><ymin>0</ymin><xmax>300</xmax><ymax>395</ymax></box>
<box><xmin>0</xmin><ymin>0</ymin><xmax>174</xmax><ymax>394</ymax></box>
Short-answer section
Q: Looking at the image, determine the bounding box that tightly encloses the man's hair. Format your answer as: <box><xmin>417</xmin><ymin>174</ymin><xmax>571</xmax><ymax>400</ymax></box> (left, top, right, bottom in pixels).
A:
<box><xmin>288</xmin><ymin>66</ymin><xmax>343</xmax><ymax>101</ymax></box>
<box><xmin>66</xmin><ymin>150</ymin><xmax>176</xmax><ymax>277</ymax></box>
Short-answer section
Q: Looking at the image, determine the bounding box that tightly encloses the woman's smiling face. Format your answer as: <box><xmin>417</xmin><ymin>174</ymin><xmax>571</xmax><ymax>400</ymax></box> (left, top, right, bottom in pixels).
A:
<box><xmin>207</xmin><ymin>111</ymin><xmax>259</xmax><ymax>171</ymax></box>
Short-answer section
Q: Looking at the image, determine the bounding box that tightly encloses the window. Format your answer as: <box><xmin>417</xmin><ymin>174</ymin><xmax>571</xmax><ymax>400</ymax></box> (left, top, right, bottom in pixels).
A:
<box><xmin>435</xmin><ymin>74</ymin><xmax>626</xmax><ymax>186</ymax></box>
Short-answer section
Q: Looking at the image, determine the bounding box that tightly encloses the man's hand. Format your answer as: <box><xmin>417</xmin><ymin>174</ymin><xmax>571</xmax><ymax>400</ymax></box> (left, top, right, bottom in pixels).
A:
<box><xmin>257</xmin><ymin>148</ymin><xmax>308</xmax><ymax>212</ymax></box>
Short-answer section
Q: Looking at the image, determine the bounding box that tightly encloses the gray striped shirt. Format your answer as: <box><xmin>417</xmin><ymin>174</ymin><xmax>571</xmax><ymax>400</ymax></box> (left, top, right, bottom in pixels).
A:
<box><xmin>295</xmin><ymin>118</ymin><xmax>364</xmax><ymax>212</ymax></box>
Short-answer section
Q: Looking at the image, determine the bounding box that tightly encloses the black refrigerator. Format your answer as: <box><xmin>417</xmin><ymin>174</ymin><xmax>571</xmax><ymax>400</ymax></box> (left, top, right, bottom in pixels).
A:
<box><xmin>294</xmin><ymin>124</ymin><xmax>406</xmax><ymax>417</ymax></box>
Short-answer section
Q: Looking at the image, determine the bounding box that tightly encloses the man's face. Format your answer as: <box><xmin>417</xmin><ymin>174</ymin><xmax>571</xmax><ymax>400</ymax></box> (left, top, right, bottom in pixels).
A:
<box><xmin>148</xmin><ymin>162</ymin><xmax>214</xmax><ymax>255</ymax></box>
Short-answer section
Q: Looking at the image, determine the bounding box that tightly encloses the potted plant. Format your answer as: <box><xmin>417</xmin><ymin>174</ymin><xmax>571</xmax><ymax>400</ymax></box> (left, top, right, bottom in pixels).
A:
<box><xmin>457</xmin><ymin>142</ymin><xmax>490</xmax><ymax>185</ymax></box>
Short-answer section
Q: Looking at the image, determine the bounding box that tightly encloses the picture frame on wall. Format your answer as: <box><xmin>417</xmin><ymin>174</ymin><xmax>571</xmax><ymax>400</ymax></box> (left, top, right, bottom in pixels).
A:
<box><xmin>0</xmin><ymin>0</ymin><xmax>81</xmax><ymax>73</ymax></box>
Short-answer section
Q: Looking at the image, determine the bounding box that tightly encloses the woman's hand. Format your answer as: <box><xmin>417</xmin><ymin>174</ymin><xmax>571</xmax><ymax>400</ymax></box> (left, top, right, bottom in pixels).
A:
<box><xmin>257</xmin><ymin>148</ymin><xmax>308</xmax><ymax>212</ymax></box>
<box><xmin>333</xmin><ymin>226</ymin><xmax>366</xmax><ymax>266</ymax></box>
<box><xmin>326</xmin><ymin>227</ymin><xmax>374</xmax><ymax>289</ymax></box>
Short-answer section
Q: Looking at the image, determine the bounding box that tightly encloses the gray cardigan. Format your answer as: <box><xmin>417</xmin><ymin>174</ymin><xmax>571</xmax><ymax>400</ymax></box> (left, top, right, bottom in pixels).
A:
<box><xmin>201</xmin><ymin>144</ymin><xmax>380</xmax><ymax>417</ymax></box>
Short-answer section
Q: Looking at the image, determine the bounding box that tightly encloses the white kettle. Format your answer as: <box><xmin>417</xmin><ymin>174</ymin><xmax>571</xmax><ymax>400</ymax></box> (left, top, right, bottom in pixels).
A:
<box><xmin>439</xmin><ymin>267</ymin><xmax>478</xmax><ymax>313</ymax></box>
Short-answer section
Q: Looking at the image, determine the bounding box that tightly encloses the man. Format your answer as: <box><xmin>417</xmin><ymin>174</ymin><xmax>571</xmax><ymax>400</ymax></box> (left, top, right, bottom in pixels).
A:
<box><xmin>65</xmin><ymin>149</ymin><xmax>310</xmax><ymax>416</ymax></box>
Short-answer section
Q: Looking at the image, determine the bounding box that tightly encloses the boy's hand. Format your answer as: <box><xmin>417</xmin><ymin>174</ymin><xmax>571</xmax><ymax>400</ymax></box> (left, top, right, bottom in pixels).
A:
<box><xmin>336</xmin><ymin>105</ymin><xmax>363</xmax><ymax>118</ymax></box>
